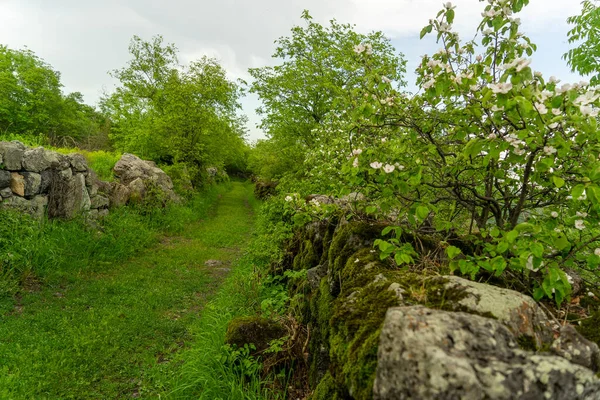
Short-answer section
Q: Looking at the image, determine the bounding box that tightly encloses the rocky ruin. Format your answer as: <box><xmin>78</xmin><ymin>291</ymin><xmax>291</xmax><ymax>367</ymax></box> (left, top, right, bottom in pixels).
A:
<box><xmin>0</xmin><ymin>141</ymin><xmax>177</xmax><ymax>219</ymax></box>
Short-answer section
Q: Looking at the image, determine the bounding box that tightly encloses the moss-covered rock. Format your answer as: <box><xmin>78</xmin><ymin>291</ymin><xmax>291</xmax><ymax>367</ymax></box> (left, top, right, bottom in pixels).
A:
<box><xmin>225</xmin><ymin>316</ymin><xmax>286</xmax><ymax>353</ymax></box>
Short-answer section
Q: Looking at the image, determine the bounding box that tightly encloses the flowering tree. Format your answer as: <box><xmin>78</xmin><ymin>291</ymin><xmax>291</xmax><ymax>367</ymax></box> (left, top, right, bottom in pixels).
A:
<box><xmin>311</xmin><ymin>0</ymin><xmax>600</xmax><ymax>304</ymax></box>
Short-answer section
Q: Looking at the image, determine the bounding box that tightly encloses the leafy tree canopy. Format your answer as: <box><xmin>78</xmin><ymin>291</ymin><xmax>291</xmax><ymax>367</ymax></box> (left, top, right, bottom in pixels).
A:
<box><xmin>565</xmin><ymin>0</ymin><xmax>600</xmax><ymax>84</ymax></box>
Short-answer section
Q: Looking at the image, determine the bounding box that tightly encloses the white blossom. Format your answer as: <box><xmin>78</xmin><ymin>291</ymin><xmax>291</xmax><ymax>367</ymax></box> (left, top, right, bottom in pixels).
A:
<box><xmin>549</xmin><ymin>76</ymin><xmax>560</xmax><ymax>84</ymax></box>
<box><xmin>556</xmin><ymin>83</ymin><xmax>572</xmax><ymax>94</ymax></box>
<box><xmin>595</xmin><ymin>248</ymin><xmax>600</xmax><ymax>256</ymax></box>
<box><xmin>551</xmin><ymin>108</ymin><xmax>561</xmax><ymax>116</ymax></box>
<box><xmin>285</xmin><ymin>195</ymin><xmax>293</xmax><ymax>202</ymax></box>
<box><xmin>352</xmin><ymin>148</ymin><xmax>363</xmax><ymax>156</ymax></box>
<box><xmin>354</xmin><ymin>44</ymin><xmax>365</xmax><ymax>54</ymax></box>
<box><xmin>488</xmin><ymin>133</ymin><xmax>497</xmax><ymax>140</ymax></box>
<box><xmin>488</xmin><ymin>82</ymin><xmax>513</xmax><ymax>94</ymax></box>
<box><xmin>370</xmin><ymin>161</ymin><xmax>383</xmax><ymax>169</ymax></box>
<box><xmin>548</xmin><ymin>122</ymin><xmax>559</xmax><ymax>129</ymax></box>
<box><xmin>383</xmin><ymin>164</ymin><xmax>396</xmax><ymax>173</ymax></box>
<box><xmin>575</xmin><ymin>220</ymin><xmax>585</xmax><ymax>230</ymax></box>
<box><xmin>491</xmin><ymin>105</ymin><xmax>504</xmax><ymax>112</ymax></box>
<box><xmin>382</xmin><ymin>76</ymin><xmax>392</xmax><ymax>84</ymax></box>
<box><xmin>444</xmin><ymin>2</ymin><xmax>456</xmax><ymax>10</ymax></box>
<box><xmin>551</xmin><ymin>211</ymin><xmax>559</xmax><ymax>218</ymax></box>
<box><xmin>352</xmin><ymin>157</ymin><xmax>359</xmax><ymax>168</ymax></box>
<box><xmin>476</xmin><ymin>55</ymin><xmax>483</xmax><ymax>62</ymax></box>
<box><xmin>365</xmin><ymin>44</ymin><xmax>373</xmax><ymax>55</ymax></box>
<box><xmin>423</xmin><ymin>79</ymin><xmax>436</xmax><ymax>89</ymax></box>
<box><xmin>543</xmin><ymin>146</ymin><xmax>557</xmax><ymax>155</ymax></box>
<box><xmin>534</xmin><ymin>102</ymin><xmax>548</xmax><ymax>115</ymax></box>
<box><xmin>580</xmin><ymin>105</ymin><xmax>599</xmax><ymax>117</ymax></box>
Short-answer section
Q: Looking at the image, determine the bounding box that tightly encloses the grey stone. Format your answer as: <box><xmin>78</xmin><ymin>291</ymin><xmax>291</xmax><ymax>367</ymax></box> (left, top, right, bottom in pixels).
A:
<box><xmin>306</xmin><ymin>194</ymin><xmax>334</xmax><ymax>205</ymax></box>
<box><xmin>0</xmin><ymin>187</ymin><xmax>12</xmax><ymax>198</ymax></box>
<box><xmin>22</xmin><ymin>172</ymin><xmax>41</xmax><ymax>197</ymax></box>
<box><xmin>374</xmin><ymin>306</ymin><xmax>600</xmax><ymax>400</ymax></box>
<box><xmin>39</xmin><ymin>170</ymin><xmax>53</xmax><ymax>194</ymax></box>
<box><xmin>128</xmin><ymin>177</ymin><xmax>146</xmax><ymax>202</ymax></box>
<box><xmin>2</xmin><ymin>195</ymin><xmax>48</xmax><ymax>219</ymax></box>
<box><xmin>307</xmin><ymin>264</ymin><xmax>328</xmax><ymax>290</ymax></box>
<box><xmin>205</xmin><ymin>260</ymin><xmax>223</xmax><ymax>267</ymax></box>
<box><xmin>87</xmin><ymin>209</ymin><xmax>99</xmax><ymax>220</ymax></box>
<box><xmin>22</xmin><ymin>147</ymin><xmax>52</xmax><ymax>172</ymax></box>
<box><xmin>58</xmin><ymin>168</ymin><xmax>72</xmax><ymax>180</ymax></box>
<box><xmin>434</xmin><ymin>275</ymin><xmax>554</xmax><ymax>347</ymax></box>
<box><xmin>0</xmin><ymin>141</ymin><xmax>24</xmax><ymax>170</ymax></box>
<box><xmin>48</xmin><ymin>172</ymin><xmax>91</xmax><ymax>219</ymax></box>
<box><xmin>0</xmin><ymin>170</ymin><xmax>10</xmax><ymax>189</ymax></box>
<box><xmin>109</xmin><ymin>182</ymin><xmax>130</xmax><ymax>208</ymax></box>
<box><xmin>551</xmin><ymin>324</ymin><xmax>600</xmax><ymax>372</ymax></box>
<box><xmin>97</xmin><ymin>208</ymin><xmax>109</xmax><ymax>218</ymax></box>
<box><xmin>10</xmin><ymin>172</ymin><xmax>25</xmax><ymax>196</ymax></box>
<box><xmin>68</xmin><ymin>153</ymin><xmax>88</xmax><ymax>172</ymax></box>
<box><xmin>90</xmin><ymin>195</ymin><xmax>109</xmax><ymax>209</ymax></box>
<box><xmin>113</xmin><ymin>153</ymin><xmax>177</xmax><ymax>201</ymax></box>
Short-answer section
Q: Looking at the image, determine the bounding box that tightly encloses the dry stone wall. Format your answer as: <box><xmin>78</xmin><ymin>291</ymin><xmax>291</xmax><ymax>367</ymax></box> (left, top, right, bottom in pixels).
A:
<box><xmin>0</xmin><ymin>141</ymin><xmax>177</xmax><ymax>220</ymax></box>
<box><xmin>267</xmin><ymin>214</ymin><xmax>600</xmax><ymax>399</ymax></box>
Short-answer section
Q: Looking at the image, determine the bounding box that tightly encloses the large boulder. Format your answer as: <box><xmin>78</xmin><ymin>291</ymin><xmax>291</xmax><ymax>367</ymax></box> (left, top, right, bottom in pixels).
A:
<box><xmin>374</xmin><ymin>306</ymin><xmax>600</xmax><ymax>400</ymax></box>
<box><xmin>551</xmin><ymin>324</ymin><xmax>600</xmax><ymax>372</ymax></box>
<box><xmin>432</xmin><ymin>275</ymin><xmax>554</xmax><ymax>347</ymax></box>
<box><xmin>113</xmin><ymin>153</ymin><xmax>176</xmax><ymax>202</ymax></box>
<box><xmin>0</xmin><ymin>141</ymin><xmax>24</xmax><ymax>170</ymax></box>
<box><xmin>68</xmin><ymin>153</ymin><xmax>88</xmax><ymax>172</ymax></box>
<box><xmin>108</xmin><ymin>182</ymin><xmax>131</xmax><ymax>207</ymax></box>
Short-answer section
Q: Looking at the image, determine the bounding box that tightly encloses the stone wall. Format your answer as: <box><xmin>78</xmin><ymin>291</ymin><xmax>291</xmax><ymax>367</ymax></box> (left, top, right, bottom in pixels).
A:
<box><xmin>258</xmin><ymin>215</ymin><xmax>600</xmax><ymax>399</ymax></box>
<box><xmin>0</xmin><ymin>141</ymin><xmax>177</xmax><ymax>220</ymax></box>
<box><xmin>0</xmin><ymin>141</ymin><xmax>109</xmax><ymax>219</ymax></box>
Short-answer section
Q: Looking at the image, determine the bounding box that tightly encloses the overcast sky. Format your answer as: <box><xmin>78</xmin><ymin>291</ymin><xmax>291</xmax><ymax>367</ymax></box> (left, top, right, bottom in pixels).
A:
<box><xmin>0</xmin><ymin>0</ymin><xmax>585</xmax><ymax>140</ymax></box>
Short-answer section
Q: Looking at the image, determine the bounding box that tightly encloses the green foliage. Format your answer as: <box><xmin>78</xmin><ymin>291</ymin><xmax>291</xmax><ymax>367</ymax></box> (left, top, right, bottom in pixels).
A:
<box><xmin>564</xmin><ymin>0</ymin><xmax>600</xmax><ymax>84</ymax></box>
<box><xmin>0</xmin><ymin>45</ymin><xmax>107</xmax><ymax>147</ymax></box>
<box><xmin>248</xmin><ymin>11</ymin><xmax>406</xmax><ymax>182</ymax></box>
<box><xmin>101</xmin><ymin>35</ymin><xmax>248</xmax><ymax>185</ymax></box>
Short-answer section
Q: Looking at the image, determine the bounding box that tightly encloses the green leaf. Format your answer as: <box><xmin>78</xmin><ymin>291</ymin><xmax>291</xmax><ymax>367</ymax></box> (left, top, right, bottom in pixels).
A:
<box><xmin>571</xmin><ymin>184</ymin><xmax>585</xmax><ymax>199</ymax></box>
<box><xmin>552</xmin><ymin>176</ymin><xmax>565</xmax><ymax>188</ymax></box>
<box><xmin>490</xmin><ymin>256</ymin><xmax>507</xmax><ymax>276</ymax></box>
<box><xmin>446</xmin><ymin>246</ymin><xmax>462</xmax><ymax>260</ymax></box>
<box><xmin>506</xmin><ymin>230</ymin><xmax>519</xmax><ymax>243</ymax></box>
<box><xmin>531</xmin><ymin>242</ymin><xmax>544</xmax><ymax>258</ymax></box>
<box><xmin>416</xmin><ymin>205</ymin><xmax>429</xmax><ymax>220</ymax></box>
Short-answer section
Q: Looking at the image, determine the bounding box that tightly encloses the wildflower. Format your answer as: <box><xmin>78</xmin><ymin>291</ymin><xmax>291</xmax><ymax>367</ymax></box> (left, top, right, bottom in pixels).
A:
<box><xmin>551</xmin><ymin>211</ymin><xmax>559</xmax><ymax>218</ymax></box>
<box><xmin>491</xmin><ymin>105</ymin><xmax>504</xmax><ymax>112</ymax></box>
<box><xmin>488</xmin><ymin>133</ymin><xmax>497</xmax><ymax>139</ymax></box>
<box><xmin>439</xmin><ymin>23</ymin><xmax>452</xmax><ymax>33</ymax></box>
<box><xmin>352</xmin><ymin>158</ymin><xmax>359</xmax><ymax>168</ymax></box>
<box><xmin>488</xmin><ymin>82</ymin><xmax>513</xmax><ymax>94</ymax></box>
<box><xmin>575</xmin><ymin>220</ymin><xmax>585</xmax><ymax>230</ymax></box>
<box><xmin>285</xmin><ymin>195</ymin><xmax>293</xmax><ymax>202</ymax></box>
<box><xmin>381</xmin><ymin>138</ymin><xmax>387</xmax><ymax>143</ymax></box>
<box><xmin>382</xmin><ymin>76</ymin><xmax>392</xmax><ymax>84</ymax></box>
<box><xmin>352</xmin><ymin>148</ymin><xmax>363</xmax><ymax>156</ymax></box>
<box><xmin>370</xmin><ymin>161</ymin><xmax>383</xmax><ymax>169</ymax></box>
<box><xmin>577</xmin><ymin>211</ymin><xmax>588</xmax><ymax>218</ymax></box>
<box><xmin>543</xmin><ymin>146</ymin><xmax>557</xmax><ymax>155</ymax></box>
<box><xmin>551</xmin><ymin>108</ymin><xmax>561</xmax><ymax>116</ymax></box>
<box><xmin>476</xmin><ymin>55</ymin><xmax>483</xmax><ymax>62</ymax></box>
<box><xmin>383</xmin><ymin>164</ymin><xmax>395</xmax><ymax>173</ymax></box>
<box><xmin>548</xmin><ymin>123</ymin><xmax>559</xmax><ymax>129</ymax></box>
<box><xmin>595</xmin><ymin>248</ymin><xmax>600</xmax><ymax>256</ymax></box>
<box><xmin>549</xmin><ymin>76</ymin><xmax>560</xmax><ymax>84</ymax></box>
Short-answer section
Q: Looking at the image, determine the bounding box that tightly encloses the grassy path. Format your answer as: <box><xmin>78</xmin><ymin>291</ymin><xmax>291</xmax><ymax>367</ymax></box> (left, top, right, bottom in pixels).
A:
<box><xmin>0</xmin><ymin>182</ymin><xmax>259</xmax><ymax>399</ymax></box>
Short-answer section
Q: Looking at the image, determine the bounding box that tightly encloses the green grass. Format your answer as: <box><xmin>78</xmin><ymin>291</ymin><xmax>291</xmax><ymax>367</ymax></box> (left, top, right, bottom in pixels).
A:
<box><xmin>0</xmin><ymin>181</ymin><xmax>277</xmax><ymax>399</ymax></box>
